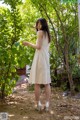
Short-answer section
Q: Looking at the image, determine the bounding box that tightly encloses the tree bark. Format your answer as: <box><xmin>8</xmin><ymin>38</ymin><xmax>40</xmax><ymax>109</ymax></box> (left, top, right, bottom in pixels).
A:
<box><xmin>39</xmin><ymin>0</ymin><xmax>75</xmax><ymax>95</ymax></box>
<box><xmin>64</xmin><ymin>43</ymin><xmax>75</xmax><ymax>95</ymax></box>
<box><xmin>1</xmin><ymin>83</ymin><xmax>5</xmax><ymax>99</ymax></box>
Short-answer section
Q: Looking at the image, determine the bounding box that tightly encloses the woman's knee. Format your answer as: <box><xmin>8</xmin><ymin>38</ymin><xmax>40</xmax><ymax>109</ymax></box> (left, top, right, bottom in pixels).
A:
<box><xmin>35</xmin><ymin>84</ymin><xmax>40</xmax><ymax>88</ymax></box>
<box><xmin>45</xmin><ymin>84</ymin><xmax>50</xmax><ymax>87</ymax></box>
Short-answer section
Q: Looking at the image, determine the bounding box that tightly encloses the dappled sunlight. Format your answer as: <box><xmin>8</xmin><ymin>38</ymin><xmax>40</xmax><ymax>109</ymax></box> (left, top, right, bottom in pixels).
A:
<box><xmin>7</xmin><ymin>101</ymin><xmax>18</xmax><ymax>105</ymax></box>
<box><xmin>0</xmin><ymin>0</ymin><xmax>80</xmax><ymax>120</ymax></box>
<box><xmin>23</xmin><ymin>116</ymin><xmax>29</xmax><ymax>119</ymax></box>
<box><xmin>9</xmin><ymin>114</ymin><xmax>15</xmax><ymax>117</ymax></box>
<box><xmin>0</xmin><ymin>87</ymin><xmax>80</xmax><ymax>120</ymax></box>
<box><xmin>50</xmin><ymin>110</ymin><xmax>54</xmax><ymax>115</ymax></box>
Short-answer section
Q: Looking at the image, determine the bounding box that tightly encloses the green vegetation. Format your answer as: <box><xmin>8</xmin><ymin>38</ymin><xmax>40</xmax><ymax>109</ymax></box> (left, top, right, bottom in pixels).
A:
<box><xmin>0</xmin><ymin>0</ymin><xmax>80</xmax><ymax>99</ymax></box>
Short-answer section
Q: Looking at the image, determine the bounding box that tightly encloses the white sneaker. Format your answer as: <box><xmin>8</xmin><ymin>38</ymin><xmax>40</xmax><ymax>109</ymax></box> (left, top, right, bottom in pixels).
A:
<box><xmin>44</xmin><ymin>102</ymin><xmax>49</xmax><ymax>112</ymax></box>
<box><xmin>35</xmin><ymin>101</ymin><xmax>42</xmax><ymax>111</ymax></box>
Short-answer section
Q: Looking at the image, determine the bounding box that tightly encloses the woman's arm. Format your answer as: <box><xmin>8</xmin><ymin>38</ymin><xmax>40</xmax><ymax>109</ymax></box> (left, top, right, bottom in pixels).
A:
<box><xmin>22</xmin><ymin>31</ymin><xmax>43</xmax><ymax>50</ymax></box>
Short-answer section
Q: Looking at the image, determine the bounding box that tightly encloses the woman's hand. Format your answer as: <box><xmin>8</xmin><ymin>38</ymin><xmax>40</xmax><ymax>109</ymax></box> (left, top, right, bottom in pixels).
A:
<box><xmin>22</xmin><ymin>39</ymin><xmax>42</xmax><ymax>50</ymax></box>
<box><xmin>22</xmin><ymin>41</ymin><xmax>29</xmax><ymax>46</ymax></box>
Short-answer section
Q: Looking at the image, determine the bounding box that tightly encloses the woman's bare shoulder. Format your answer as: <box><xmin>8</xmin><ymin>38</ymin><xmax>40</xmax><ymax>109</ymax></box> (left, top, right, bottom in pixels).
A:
<box><xmin>37</xmin><ymin>30</ymin><xmax>44</xmax><ymax>35</ymax></box>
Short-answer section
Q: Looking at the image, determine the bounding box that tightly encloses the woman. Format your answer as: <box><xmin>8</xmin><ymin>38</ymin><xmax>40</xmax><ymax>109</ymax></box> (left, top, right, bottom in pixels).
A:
<box><xmin>22</xmin><ymin>18</ymin><xmax>51</xmax><ymax>111</ymax></box>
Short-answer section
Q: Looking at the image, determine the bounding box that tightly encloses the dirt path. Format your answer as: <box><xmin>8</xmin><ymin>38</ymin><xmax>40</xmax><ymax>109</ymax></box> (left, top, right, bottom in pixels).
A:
<box><xmin>0</xmin><ymin>84</ymin><xmax>80</xmax><ymax>120</ymax></box>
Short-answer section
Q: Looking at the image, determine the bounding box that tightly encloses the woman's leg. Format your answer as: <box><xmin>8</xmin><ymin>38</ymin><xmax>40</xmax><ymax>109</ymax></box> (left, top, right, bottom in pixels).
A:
<box><xmin>34</xmin><ymin>84</ymin><xmax>41</xmax><ymax>104</ymax></box>
<box><xmin>45</xmin><ymin>84</ymin><xmax>51</xmax><ymax>102</ymax></box>
<box><xmin>44</xmin><ymin>84</ymin><xmax>51</xmax><ymax>110</ymax></box>
<box><xmin>34</xmin><ymin>84</ymin><xmax>42</xmax><ymax>110</ymax></box>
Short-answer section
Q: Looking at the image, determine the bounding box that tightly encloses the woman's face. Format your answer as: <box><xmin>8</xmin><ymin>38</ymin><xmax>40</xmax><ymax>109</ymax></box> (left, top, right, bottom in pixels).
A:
<box><xmin>37</xmin><ymin>21</ymin><xmax>42</xmax><ymax>30</ymax></box>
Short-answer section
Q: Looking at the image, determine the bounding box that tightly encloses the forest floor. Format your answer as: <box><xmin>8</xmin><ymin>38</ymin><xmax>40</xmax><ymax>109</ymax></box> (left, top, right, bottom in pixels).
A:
<box><xmin>0</xmin><ymin>83</ymin><xmax>80</xmax><ymax>120</ymax></box>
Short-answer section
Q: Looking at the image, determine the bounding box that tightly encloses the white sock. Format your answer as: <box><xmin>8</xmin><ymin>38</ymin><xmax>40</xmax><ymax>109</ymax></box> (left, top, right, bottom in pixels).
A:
<box><xmin>46</xmin><ymin>101</ymin><xmax>49</xmax><ymax>107</ymax></box>
<box><xmin>38</xmin><ymin>101</ymin><xmax>42</xmax><ymax>106</ymax></box>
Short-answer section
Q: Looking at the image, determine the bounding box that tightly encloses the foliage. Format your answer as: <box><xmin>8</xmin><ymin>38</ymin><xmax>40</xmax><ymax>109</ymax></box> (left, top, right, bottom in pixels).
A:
<box><xmin>30</xmin><ymin>0</ymin><xmax>79</xmax><ymax>93</ymax></box>
<box><xmin>0</xmin><ymin>0</ymin><xmax>79</xmax><ymax>98</ymax></box>
<box><xmin>0</xmin><ymin>0</ymin><xmax>41</xmax><ymax>99</ymax></box>
<box><xmin>0</xmin><ymin>0</ymin><xmax>24</xmax><ymax>98</ymax></box>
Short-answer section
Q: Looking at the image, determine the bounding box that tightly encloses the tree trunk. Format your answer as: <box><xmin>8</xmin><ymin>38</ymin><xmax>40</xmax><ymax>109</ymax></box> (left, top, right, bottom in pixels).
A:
<box><xmin>38</xmin><ymin>1</ymin><xmax>75</xmax><ymax>95</ymax></box>
<box><xmin>64</xmin><ymin>43</ymin><xmax>75</xmax><ymax>95</ymax></box>
<box><xmin>1</xmin><ymin>83</ymin><xmax>5</xmax><ymax>99</ymax></box>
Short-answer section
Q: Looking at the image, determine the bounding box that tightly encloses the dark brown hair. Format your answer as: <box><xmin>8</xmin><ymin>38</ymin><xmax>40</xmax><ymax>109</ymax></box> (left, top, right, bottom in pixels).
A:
<box><xmin>36</xmin><ymin>18</ymin><xmax>51</xmax><ymax>43</ymax></box>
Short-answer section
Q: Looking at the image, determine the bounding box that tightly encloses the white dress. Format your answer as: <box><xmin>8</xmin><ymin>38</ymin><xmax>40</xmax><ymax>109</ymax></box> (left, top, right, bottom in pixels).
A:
<box><xmin>29</xmin><ymin>31</ymin><xmax>51</xmax><ymax>84</ymax></box>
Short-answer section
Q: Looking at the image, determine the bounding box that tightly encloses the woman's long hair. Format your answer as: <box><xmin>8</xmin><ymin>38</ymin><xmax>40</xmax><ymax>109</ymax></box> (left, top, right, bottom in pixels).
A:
<box><xmin>36</xmin><ymin>18</ymin><xmax>51</xmax><ymax>43</ymax></box>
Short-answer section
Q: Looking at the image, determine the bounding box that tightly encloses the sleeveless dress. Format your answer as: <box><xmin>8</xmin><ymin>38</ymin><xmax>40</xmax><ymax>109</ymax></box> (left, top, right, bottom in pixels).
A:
<box><xmin>29</xmin><ymin>31</ymin><xmax>51</xmax><ymax>84</ymax></box>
